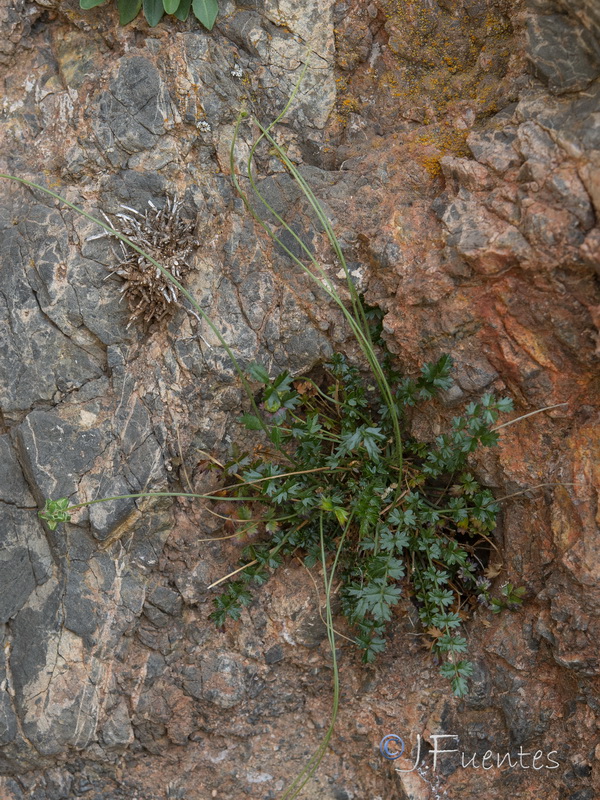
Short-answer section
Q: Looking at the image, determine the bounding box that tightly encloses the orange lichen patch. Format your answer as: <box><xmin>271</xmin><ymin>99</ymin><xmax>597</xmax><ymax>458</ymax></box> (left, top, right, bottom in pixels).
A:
<box><xmin>484</xmin><ymin>12</ymin><xmax>512</xmax><ymax>36</ymax></box>
<box><xmin>412</xmin><ymin>125</ymin><xmax>469</xmax><ymax>153</ymax></box>
<box><xmin>418</xmin><ymin>154</ymin><xmax>443</xmax><ymax>179</ymax></box>
<box><xmin>340</xmin><ymin>96</ymin><xmax>361</xmax><ymax>114</ymax></box>
<box><xmin>406</xmin><ymin>124</ymin><xmax>470</xmax><ymax>179</ymax></box>
<box><xmin>372</xmin><ymin>0</ymin><xmax>515</xmax><ymax>121</ymax></box>
<box><xmin>330</xmin><ymin>0</ymin><xmax>525</xmax><ymax>149</ymax></box>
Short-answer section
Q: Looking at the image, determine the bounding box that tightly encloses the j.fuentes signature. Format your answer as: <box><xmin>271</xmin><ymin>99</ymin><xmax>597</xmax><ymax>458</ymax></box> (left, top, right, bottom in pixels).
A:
<box><xmin>379</xmin><ymin>733</ymin><xmax>560</xmax><ymax>772</ymax></box>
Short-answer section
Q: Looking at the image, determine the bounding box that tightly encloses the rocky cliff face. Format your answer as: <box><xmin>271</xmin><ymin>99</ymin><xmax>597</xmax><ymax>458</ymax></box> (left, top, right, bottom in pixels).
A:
<box><xmin>0</xmin><ymin>0</ymin><xmax>598</xmax><ymax>798</ymax></box>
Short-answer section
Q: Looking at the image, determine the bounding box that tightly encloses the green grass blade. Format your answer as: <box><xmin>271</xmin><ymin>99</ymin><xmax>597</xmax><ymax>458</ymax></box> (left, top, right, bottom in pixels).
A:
<box><xmin>253</xmin><ymin>122</ymin><xmax>372</xmax><ymax>343</ymax></box>
<box><xmin>68</xmin><ymin>491</ymin><xmax>260</xmax><ymax>510</ymax></box>
<box><xmin>229</xmin><ymin>98</ymin><xmax>403</xmax><ymax>477</ymax></box>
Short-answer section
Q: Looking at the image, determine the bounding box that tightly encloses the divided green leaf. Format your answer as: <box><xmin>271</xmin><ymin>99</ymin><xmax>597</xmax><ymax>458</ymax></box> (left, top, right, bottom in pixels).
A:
<box><xmin>208</xmin><ymin>348</ymin><xmax>517</xmax><ymax>696</ymax></box>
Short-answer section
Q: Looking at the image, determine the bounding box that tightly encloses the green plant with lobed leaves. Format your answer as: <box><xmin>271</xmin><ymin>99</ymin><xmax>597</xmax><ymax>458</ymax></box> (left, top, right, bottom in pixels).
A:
<box><xmin>1</xmin><ymin>64</ymin><xmax>529</xmax><ymax>799</ymax></box>
<box><xmin>80</xmin><ymin>0</ymin><xmax>218</xmax><ymax>30</ymax></box>
<box><xmin>211</xmin><ymin>338</ymin><xmax>517</xmax><ymax>697</ymax></box>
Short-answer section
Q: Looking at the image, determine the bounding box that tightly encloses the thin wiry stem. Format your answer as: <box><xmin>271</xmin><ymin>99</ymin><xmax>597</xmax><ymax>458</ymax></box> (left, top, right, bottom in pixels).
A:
<box><xmin>491</xmin><ymin>402</ymin><xmax>568</xmax><ymax>431</ymax></box>
<box><xmin>229</xmin><ymin>95</ymin><xmax>403</xmax><ymax>481</ymax></box>
<box><xmin>279</xmin><ymin>511</ymin><xmax>350</xmax><ymax>800</ymax></box>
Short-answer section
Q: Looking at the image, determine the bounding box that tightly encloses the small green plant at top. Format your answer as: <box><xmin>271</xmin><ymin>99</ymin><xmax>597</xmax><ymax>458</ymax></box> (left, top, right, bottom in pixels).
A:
<box><xmin>39</xmin><ymin>497</ymin><xmax>72</xmax><ymax>531</ymax></box>
<box><xmin>80</xmin><ymin>0</ymin><xmax>218</xmax><ymax>30</ymax></box>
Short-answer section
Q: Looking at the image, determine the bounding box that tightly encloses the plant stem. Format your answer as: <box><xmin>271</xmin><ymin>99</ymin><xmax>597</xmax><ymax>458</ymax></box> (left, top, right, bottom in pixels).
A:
<box><xmin>207</xmin><ymin>524</ymin><xmax>301</xmax><ymax>589</ymax></box>
<box><xmin>491</xmin><ymin>402</ymin><xmax>568</xmax><ymax>431</ymax></box>
<box><xmin>66</xmin><ymin>490</ymin><xmax>260</xmax><ymax>512</ymax></box>
<box><xmin>279</xmin><ymin>511</ymin><xmax>349</xmax><ymax>799</ymax></box>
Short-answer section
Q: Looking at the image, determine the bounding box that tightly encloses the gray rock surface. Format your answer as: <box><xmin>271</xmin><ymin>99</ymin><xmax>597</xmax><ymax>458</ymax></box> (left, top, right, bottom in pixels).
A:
<box><xmin>527</xmin><ymin>12</ymin><xmax>600</xmax><ymax>94</ymax></box>
<box><xmin>0</xmin><ymin>0</ymin><xmax>598</xmax><ymax>798</ymax></box>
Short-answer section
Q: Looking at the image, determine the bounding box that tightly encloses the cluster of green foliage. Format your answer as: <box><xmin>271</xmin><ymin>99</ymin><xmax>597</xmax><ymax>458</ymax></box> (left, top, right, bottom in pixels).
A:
<box><xmin>29</xmin><ymin>71</ymin><xmax>524</xmax><ymax>702</ymax></box>
<box><xmin>208</xmin><ymin>322</ymin><xmax>520</xmax><ymax>696</ymax></box>
<box><xmin>38</xmin><ymin>342</ymin><xmax>522</xmax><ymax>699</ymax></box>
<box><xmin>39</xmin><ymin>341</ymin><xmax>521</xmax><ymax>699</ymax></box>
<box><xmin>6</xmin><ymin>63</ymin><xmax>527</xmax><ymax>798</ymax></box>
<box><xmin>80</xmin><ymin>0</ymin><xmax>218</xmax><ymax>30</ymax></box>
